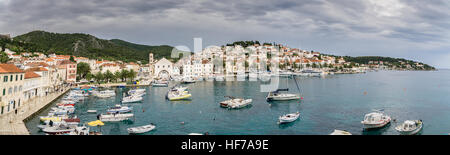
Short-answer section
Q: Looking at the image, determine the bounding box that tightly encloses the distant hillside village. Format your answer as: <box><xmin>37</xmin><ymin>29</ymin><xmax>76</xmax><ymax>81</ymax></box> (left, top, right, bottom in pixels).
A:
<box><xmin>1</xmin><ymin>39</ymin><xmax>435</xmax><ymax>85</ymax></box>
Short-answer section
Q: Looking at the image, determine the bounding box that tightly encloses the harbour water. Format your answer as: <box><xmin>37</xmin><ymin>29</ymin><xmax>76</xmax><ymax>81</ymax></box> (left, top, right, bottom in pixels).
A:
<box><xmin>25</xmin><ymin>70</ymin><xmax>450</xmax><ymax>135</ymax></box>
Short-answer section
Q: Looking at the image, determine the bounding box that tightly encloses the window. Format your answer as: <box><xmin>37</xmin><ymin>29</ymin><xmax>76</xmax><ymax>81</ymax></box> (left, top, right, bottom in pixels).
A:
<box><xmin>8</xmin><ymin>87</ymin><xmax>12</xmax><ymax>94</ymax></box>
<box><xmin>10</xmin><ymin>75</ymin><xmax>13</xmax><ymax>81</ymax></box>
<box><xmin>20</xmin><ymin>75</ymin><xmax>23</xmax><ymax>80</ymax></box>
<box><xmin>14</xmin><ymin>86</ymin><xmax>17</xmax><ymax>93</ymax></box>
<box><xmin>1</xmin><ymin>106</ymin><xmax>3</xmax><ymax>114</ymax></box>
<box><xmin>15</xmin><ymin>75</ymin><xmax>18</xmax><ymax>81</ymax></box>
<box><xmin>2</xmin><ymin>89</ymin><xmax>5</xmax><ymax>96</ymax></box>
<box><xmin>4</xmin><ymin>76</ymin><xmax>8</xmax><ymax>82</ymax></box>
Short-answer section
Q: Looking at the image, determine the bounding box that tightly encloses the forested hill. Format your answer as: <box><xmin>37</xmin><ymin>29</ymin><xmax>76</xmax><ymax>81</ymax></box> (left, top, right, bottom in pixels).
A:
<box><xmin>342</xmin><ymin>56</ymin><xmax>435</xmax><ymax>70</ymax></box>
<box><xmin>11</xmin><ymin>31</ymin><xmax>176</xmax><ymax>63</ymax></box>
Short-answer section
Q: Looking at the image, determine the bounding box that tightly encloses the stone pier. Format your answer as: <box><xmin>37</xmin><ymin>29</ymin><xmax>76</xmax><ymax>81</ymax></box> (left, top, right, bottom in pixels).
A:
<box><xmin>0</xmin><ymin>88</ymin><xmax>71</xmax><ymax>135</ymax></box>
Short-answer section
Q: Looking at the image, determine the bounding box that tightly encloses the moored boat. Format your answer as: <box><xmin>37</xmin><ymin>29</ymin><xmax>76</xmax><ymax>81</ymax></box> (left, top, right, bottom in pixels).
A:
<box><xmin>122</xmin><ymin>95</ymin><xmax>143</xmax><ymax>103</ymax></box>
<box><xmin>42</xmin><ymin>124</ymin><xmax>75</xmax><ymax>135</ymax></box>
<box><xmin>152</xmin><ymin>80</ymin><xmax>169</xmax><ymax>87</ymax></box>
<box><xmin>99</xmin><ymin>113</ymin><xmax>134</xmax><ymax>122</ymax></box>
<box><xmin>107</xmin><ymin>104</ymin><xmax>133</xmax><ymax>113</ymax></box>
<box><xmin>395</xmin><ymin>120</ymin><xmax>423</xmax><ymax>135</ymax></box>
<box><xmin>166</xmin><ymin>85</ymin><xmax>192</xmax><ymax>101</ymax></box>
<box><xmin>127</xmin><ymin>124</ymin><xmax>156</xmax><ymax>134</ymax></box>
<box><xmin>330</xmin><ymin>129</ymin><xmax>352</xmax><ymax>135</ymax></box>
<box><xmin>266</xmin><ymin>89</ymin><xmax>301</xmax><ymax>101</ymax></box>
<box><xmin>361</xmin><ymin>111</ymin><xmax>391</xmax><ymax>129</ymax></box>
<box><xmin>278</xmin><ymin>112</ymin><xmax>300</xmax><ymax>124</ymax></box>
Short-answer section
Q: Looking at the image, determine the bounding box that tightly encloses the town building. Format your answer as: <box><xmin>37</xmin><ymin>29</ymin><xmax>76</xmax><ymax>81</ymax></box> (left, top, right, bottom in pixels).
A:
<box><xmin>0</xmin><ymin>64</ymin><xmax>25</xmax><ymax>116</ymax></box>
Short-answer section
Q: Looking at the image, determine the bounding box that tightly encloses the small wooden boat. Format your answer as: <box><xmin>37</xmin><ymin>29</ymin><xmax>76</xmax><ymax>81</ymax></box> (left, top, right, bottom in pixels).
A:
<box><xmin>127</xmin><ymin>124</ymin><xmax>156</xmax><ymax>134</ymax></box>
<box><xmin>395</xmin><ymin>120</ymin><xmax>423</xmax><ymax>135</ymax></box>
<box><xmin>278</xmin><ymin>112</ymin><xmax>300</xmax><ymax>124</ymax></box>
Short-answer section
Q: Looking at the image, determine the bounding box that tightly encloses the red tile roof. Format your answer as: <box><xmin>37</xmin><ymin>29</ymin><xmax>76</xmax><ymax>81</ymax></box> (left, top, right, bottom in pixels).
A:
<box><xmin>24</xmin><ymin>71</ymin><xmax>41</xmax><ymax>79</ymax></box>
<box><xmin>0</xmin><ymin>64</ymin><xmax>25</xmax><ymax>73</ymax></box>
<box><xmin>25</xmin><ymin>67</ymin><xmax>48</xmax><ymax>72</ymax></box>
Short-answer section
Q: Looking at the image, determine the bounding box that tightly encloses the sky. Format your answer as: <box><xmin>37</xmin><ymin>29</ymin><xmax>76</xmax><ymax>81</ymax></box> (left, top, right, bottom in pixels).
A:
<box><xmin>0</xmin><ymin>0</ymin><xmax>449</xmax><ymax>68</ymax></box>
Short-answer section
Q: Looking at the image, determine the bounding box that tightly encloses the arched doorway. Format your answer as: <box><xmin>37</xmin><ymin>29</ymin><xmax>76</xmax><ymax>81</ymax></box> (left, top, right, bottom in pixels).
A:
<box><xmin>158</xmin><ymin>70</ymin><xmax>170</xmax><ymax>80</ymax></box>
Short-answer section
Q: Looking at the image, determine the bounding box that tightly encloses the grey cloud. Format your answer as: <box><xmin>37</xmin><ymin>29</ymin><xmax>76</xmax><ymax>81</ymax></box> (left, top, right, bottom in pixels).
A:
<box><xmin>0</xmin><ymin>0</ymin><xmax>449</xmax><ymax>67</ymax></box>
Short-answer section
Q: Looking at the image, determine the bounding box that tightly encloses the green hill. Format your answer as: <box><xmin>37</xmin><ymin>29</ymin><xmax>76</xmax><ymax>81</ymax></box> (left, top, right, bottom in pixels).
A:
<box><xmin>12</xmin><ymin>31</ymin><xmax>176</xmax><ymax>63</ymax></box>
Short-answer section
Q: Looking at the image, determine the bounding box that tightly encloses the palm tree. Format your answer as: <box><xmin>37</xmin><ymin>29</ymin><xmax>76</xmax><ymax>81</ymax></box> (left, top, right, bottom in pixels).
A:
<box><xmin>114</xmin><ymin>71</ymin><xmax>121</xmax><ymax>83</ymax></box>
<box><xmin>120</xmin><ymin>69</ymin><xmax>129</xmax><ymax>82</ymax></box>
<box><xmin>104</xmin><ymin>70</ymin><xmax>114</xmax><ymax>83</ymax></box>
<box><xmin>94</xmin><ymin>72</ymin><xmax>104</xmax><ymax>84</ymax></box>
<box><xmin>128</xmin><ymin>69</ymin><xmax>137</xmax><ymax>82</ymax></box>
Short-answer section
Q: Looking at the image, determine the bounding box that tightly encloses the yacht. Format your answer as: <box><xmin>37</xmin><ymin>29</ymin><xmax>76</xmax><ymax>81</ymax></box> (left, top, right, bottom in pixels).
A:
<box><xmin>266</xmin><ymin>89</ymin><xmax>301</xmax><ymax>101</ymax></box>
<box><xmin>278</xmin><ymin>112</ymin><xmax>300</xmax><ymax>124</ymax></box>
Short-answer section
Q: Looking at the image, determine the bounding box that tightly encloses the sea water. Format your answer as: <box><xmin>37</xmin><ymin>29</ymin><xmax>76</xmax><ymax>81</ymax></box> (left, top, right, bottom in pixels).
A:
<box><xmin>25</xmin><ymin>70</ymin><xmax>450</xmax><ymax>135</ymax></box>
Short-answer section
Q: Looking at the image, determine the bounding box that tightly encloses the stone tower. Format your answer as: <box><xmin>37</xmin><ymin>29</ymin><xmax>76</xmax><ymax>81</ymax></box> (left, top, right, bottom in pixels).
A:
<box><xmin>149</xmin><ymin>53</ymin><xmax>154</xmax><ymax>64</ymax></box>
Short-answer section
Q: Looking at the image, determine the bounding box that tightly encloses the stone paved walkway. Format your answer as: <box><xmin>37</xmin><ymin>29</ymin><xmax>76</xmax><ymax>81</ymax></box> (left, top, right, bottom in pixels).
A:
<box><xmin>0</xmin><ymin>88</ymin><xmax>70</xmax><ymax>135</ymax></box>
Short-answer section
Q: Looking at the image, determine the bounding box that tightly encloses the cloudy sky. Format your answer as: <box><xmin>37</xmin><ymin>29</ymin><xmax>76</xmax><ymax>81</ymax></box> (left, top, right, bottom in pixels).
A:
<box><xmin>1</xmin><ymin>0</ymin><xmax>449</xmax><ymax>68</ymax></box>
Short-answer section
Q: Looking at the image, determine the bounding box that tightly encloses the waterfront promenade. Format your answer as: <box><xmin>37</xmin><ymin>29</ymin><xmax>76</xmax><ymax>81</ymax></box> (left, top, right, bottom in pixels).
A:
<box><xmin>0</xmin><ymin>87</ymin><xmax>71</xmax><ymax>135</ymax></box>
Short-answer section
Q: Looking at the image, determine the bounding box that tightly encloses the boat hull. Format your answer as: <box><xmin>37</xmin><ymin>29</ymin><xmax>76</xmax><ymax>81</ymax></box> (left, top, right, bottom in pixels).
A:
<box><xmin>362</xmin><ymin>121</ymin><xmax>390</xmax><ymax>129</ymax></box>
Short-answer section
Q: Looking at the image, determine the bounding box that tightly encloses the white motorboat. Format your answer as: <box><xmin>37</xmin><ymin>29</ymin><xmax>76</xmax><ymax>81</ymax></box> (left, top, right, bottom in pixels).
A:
<box><xmin>93</xmin><ymin>90</ymin><xmax>116</xmax><ymax>98</ymax></box>
<box><xmin>205</xmin><ymin>76</ymin><xmax>215</xmax><ymax>81</ymax></box>
<box><xmin>166</xmin><ymin>89</ymin><xmax>192</xmax><ymax>101</ymax></box>
<box><xmin>127</xmin><ymin>124</ymin><xmax>156</xmax><ymax>134</ymax></box>
<box><xmin>42</xmin><ymin>124</ymin><xmax>75</xmax><ymax>135</ymax></box>
<box><xmin>122</xmin><ymin>95</ymin><xmax>143</xmax><ymax>103</ymax></box>
<box><xmin>361</xmin><ymin>112</ymin><xmax>391</xmax><ymax>129</ymax></box>
<box><xmin>188</xmin><ymin>133</ymin><xmax>203</xmax><ymax>135</ymax></box>
<box><xmin>215</xmin><ymin>75</ymin><xmax>225</xmax><ymax>81</ymax></box>
<box><xmin>37</xmin><ymin>120</ymin><xmax>79</xmax><ymax>130</ymax></box>
<box><xmin>249</xmin><ymin>72</ymin><xmax>258</xmax><ymax>79</ymax></box>
<box><xmin>49</xmin><ymin>108</ymin><xmax>75</xmax><ymax>116</ymax></box>
<box><xmin>236</xmin><ymin>73</ymin><xmax>247</xmax><ymax>81</ymax></box>
<box><xmin>152</xmin><ymin>80</ymin><xmax>169</xmax><ymax>87</ymax></box>
<box><xmin>259</xmin><ymin>72</ymin><xmax>271</xmax><ymax>81</ymax></box>
<box><xmin>99</xmin><ymin>113</ymin><xmax>134</xmax><ymax>122</ymax></box>
<box><xmin>330</xmin><ymin>129</ymin><xmax>352</xmax><ymax>135</ymax></box>
<box><xmin>395</xmin><ymin>120</ymin><xmax>423</xmax><ymax>135</ymax></box>
<box><xmin>181</xmin><ymin>77</ymin><xmax>196</xmax><ymax>84</ymax></box>
<box><xmin>87</xmin><ymin>110</ymin><xmax>97</xmax><ymax>113</ymax></box>
<box><xmin>219</xmin><ymin>96</ymin><xmax>252</xmax><ymax>109</ymax></box>
<box><xmin>107</xmin><ymin>104</ymin><xmax>133</xmax><ymax>113</ymax></box>
<box><xmin>220</xmin><ymin>97</ymin><xmax>252</xmax><ymax>109</ymax></box>
<box><xmin>67</xmin><ymin>126</ymin><xmax>90</xmax><ymax>135</ymax></box>
<box><xmin>128</xmin><ymin>88</ymin><xmax>146</xmax><ymax>95</ymax></box>
<box><xmin>129</xmin><ymin>91</ymin><xmax>145</xmax><ymax>97</ymax></box>
<box><xmin>278</xmin><ymin>112</ymin><xmax>300</xmax><ymax>124</ymax></box>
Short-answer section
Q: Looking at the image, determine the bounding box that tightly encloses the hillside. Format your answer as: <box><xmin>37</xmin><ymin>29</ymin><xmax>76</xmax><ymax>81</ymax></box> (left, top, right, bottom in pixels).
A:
<box><xmin>12</xmin><ymin>31</ymin><xmax>176</xmax><ymax>63</ymax></box>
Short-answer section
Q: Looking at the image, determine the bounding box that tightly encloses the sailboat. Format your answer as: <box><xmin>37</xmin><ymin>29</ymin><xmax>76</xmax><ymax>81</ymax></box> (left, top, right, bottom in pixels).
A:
<box><xmin>266</xmin><ymin>75</ymin><xmax>302</xmax><ymax>101</ymax></box>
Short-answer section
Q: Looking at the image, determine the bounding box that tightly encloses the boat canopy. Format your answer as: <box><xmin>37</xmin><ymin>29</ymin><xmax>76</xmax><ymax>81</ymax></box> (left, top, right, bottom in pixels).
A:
<box><xmin>88</xmin><ymin>120</ymin><xmax>105</xmax><ymax>126</ymax></box>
